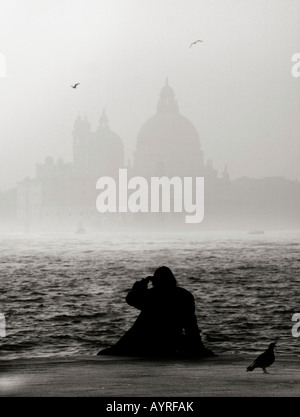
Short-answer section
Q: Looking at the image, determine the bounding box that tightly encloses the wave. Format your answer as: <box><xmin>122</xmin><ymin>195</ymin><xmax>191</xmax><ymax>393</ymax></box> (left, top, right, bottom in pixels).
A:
<box><xmin>1</xmin><ymin>232</ymin><xmax>299</xmax><ymax>359</ymax></box>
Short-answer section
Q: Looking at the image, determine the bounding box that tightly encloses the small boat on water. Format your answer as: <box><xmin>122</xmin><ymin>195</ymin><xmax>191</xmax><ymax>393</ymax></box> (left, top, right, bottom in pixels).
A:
<box><xmin>76</xmin><ymin>223</ymin><xmax>86</xmax><ymax>234</ymax></box>
<box><xmin>248</xmin><ymin>230</ymin><xmax>264</xmax><ymax>235</ymax></box>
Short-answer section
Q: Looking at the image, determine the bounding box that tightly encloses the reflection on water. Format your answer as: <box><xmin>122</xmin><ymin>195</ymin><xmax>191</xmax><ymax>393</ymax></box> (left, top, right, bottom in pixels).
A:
<box><xmin>0</xmin><ymin>231</ymin><xmax>299</xmax><ymax>359</ymax></box>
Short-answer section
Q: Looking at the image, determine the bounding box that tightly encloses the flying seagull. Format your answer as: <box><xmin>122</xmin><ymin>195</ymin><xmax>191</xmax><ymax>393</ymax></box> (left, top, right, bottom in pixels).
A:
<box><xmin>246</xmin><ymin>342</ymin><xmax>276</xmax><ymax>374</ymax></box>
<box><xmin>71</xmin><ymin>83</ymin><xmax>80</xmax><ymax>89</ymax></box>
<box><xmin>190</xmin><ymin>40</ymin><xmax>203</xmax><ymax>48</ymax></box>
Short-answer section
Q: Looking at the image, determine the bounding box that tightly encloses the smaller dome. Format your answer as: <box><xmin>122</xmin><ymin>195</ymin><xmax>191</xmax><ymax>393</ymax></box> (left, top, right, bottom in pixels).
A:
<box><xmin>98</xmin><ymin>109</ymin><xmax>109</xmax><ymax>129</ymax></box>
<box><xmin>89</xmin><ymin>111</ymin><xmax>124</xmax><ymax>175</ymax></box>
<box><xmin>95</xmin><ymin>110</ymin><xmax>123</xmax><ymax>149</ymax></box>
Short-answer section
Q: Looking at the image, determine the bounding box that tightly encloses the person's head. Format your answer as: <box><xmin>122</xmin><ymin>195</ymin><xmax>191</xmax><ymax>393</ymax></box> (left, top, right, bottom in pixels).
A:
<box><xmin>152</xmin><ymin>266</ymin><xmax>177</xmax><ymax>290</ymax></box>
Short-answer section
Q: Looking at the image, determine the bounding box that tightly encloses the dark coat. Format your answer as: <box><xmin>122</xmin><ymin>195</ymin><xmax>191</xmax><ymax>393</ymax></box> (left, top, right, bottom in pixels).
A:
<box><xmin>99</xmin><ymin>279</ymin><xmax>214</xmax><ymax>357</ymax></box>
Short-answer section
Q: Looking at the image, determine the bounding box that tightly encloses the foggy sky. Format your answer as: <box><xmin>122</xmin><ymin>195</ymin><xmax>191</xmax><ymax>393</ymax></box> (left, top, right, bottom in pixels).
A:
<box><xmin>0</xmin><ymin>0</ymin><xmax>299</xmax><ymax>191</ymax></box>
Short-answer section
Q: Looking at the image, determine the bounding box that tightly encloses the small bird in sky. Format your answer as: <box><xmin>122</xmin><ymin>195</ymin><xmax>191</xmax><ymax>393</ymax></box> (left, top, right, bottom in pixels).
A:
<box><xmin>246</xmin><ymin>342</ymin><xmax>276</xmax><ymax>374</ymax></box>
<box><xmin>190</xmin><ymin>40</ymin><xmax>203</xmax><ymax>48</ymax></box>
<box><xmin>71</xmin><ymin>83</ymin><xmax>80</xmax><ymax>89</ymax></box>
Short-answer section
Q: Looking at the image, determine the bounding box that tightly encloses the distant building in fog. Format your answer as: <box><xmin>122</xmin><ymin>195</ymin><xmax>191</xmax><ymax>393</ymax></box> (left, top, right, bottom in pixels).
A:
<box><xmin>0</xmin><ymin>79</ymin><xmax>299</xmax><ymax>232</ymax></box>
<box><xmin>73</xmin><ymin>110</ymin><xmax>124</xmax><ymax>177</ymax></box>
<box><xmin>133</xmin><ymin>78</ymin><xmax>206</xmax><ymax>178</ymax></box>
<box><xmin>16</xmin><ymin>110</ymin><xmax>125</xmax><ymax>232</ymax></box>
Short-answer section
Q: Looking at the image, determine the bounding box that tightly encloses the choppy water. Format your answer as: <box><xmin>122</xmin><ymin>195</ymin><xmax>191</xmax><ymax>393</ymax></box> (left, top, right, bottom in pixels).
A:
<box><xmin>0</xmin><ymin>231</ymin><xmax>299</xmax><ymax>360</ymax></box>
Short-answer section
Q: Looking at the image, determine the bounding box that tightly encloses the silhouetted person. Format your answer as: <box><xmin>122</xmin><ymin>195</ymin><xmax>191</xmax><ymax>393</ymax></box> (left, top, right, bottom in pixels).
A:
<box><xmin>98</xmin><ymin>266</ymin><xmax>214</xmax><ymax>357</ymax></box>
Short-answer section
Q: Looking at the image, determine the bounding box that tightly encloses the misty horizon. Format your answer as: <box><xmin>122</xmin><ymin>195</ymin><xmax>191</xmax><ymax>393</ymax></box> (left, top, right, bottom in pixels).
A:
<box><xmin>0</xmin><ymin>0</ymin><xmax>300</xmax><ymax>192</ymax></box>
<box><xmin>1</xmin><ymin>75</ymin><xmax>300</xmax><ymax>192</ymax></box>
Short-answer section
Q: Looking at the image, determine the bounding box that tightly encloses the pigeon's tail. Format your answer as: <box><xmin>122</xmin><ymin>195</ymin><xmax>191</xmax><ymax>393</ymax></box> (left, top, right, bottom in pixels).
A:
<box><xmin>247</xmin><ymin>363</ymin><xmax>255</xmax><ymax>372</ymax></box>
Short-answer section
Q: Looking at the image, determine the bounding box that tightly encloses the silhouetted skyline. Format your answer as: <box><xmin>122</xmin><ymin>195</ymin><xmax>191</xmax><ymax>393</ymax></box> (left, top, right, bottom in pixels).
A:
<box><xmin>0</xmin><ymin>0</ymin><xmax>300</xmax><ymax>191</ymax></box>
<box><xmin>0</xmin><ymin>79</ymin><xmax>297</xmax><ymax>233</ymax></box>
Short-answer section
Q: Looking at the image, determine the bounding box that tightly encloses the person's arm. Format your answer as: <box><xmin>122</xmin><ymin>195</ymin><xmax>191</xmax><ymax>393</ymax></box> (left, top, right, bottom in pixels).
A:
<box><xmin>125</xmin><ymin>277</ymin><xmax>151</xmax><ymax>310</ymax></box>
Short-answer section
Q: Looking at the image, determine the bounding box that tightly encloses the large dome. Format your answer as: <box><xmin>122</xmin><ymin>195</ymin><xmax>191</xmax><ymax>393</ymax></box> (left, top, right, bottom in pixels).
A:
<box><xmin>134</xmin><ymin>80</ymin><xmax>204</xmax><ymax>178</ymax></box>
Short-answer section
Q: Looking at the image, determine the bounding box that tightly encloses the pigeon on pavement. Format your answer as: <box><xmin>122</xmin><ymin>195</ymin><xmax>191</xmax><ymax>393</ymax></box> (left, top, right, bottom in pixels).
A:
<box><xmin>247</xmin><ymin>342</ymin><xmax>276</xmax><ymax>374</ymax></box>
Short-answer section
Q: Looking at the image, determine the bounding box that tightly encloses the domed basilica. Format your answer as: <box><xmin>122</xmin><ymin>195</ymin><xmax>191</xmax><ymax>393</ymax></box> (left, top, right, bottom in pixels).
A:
<box><xmin>9</xmin><ymin>80</ymin><xmax>300</xmax><ymax>232</ymax></box>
